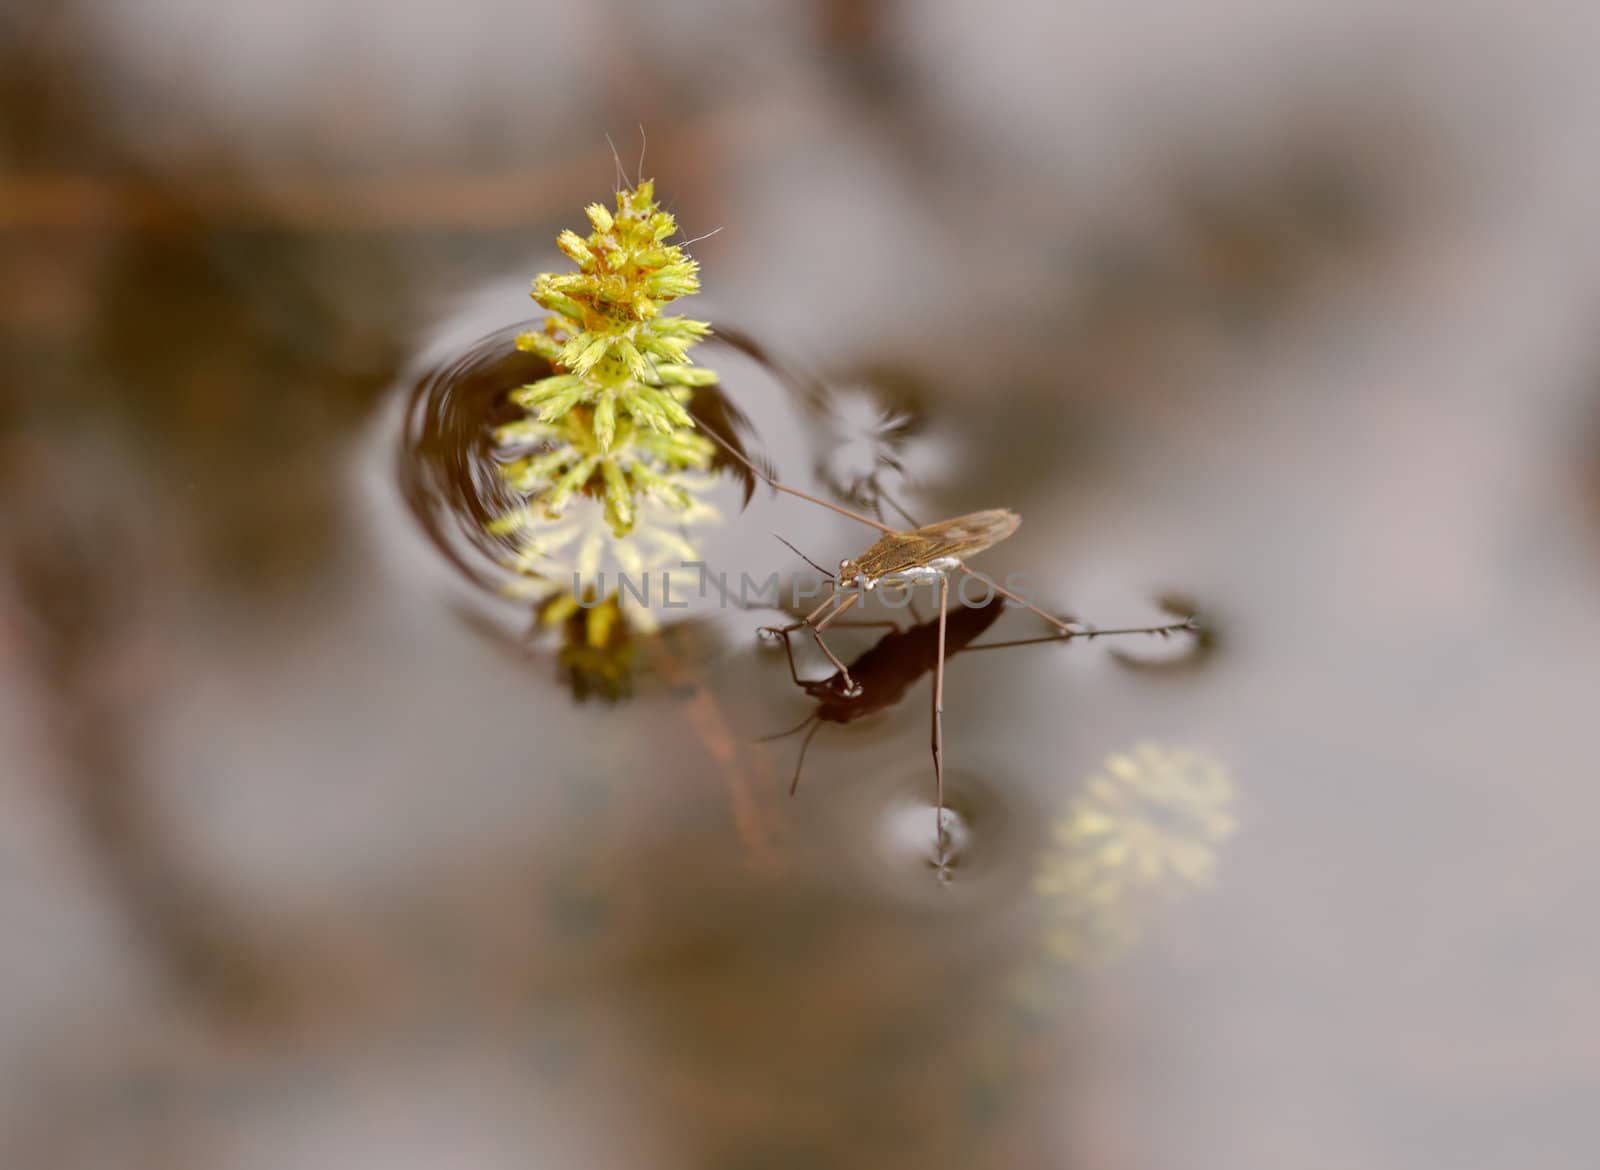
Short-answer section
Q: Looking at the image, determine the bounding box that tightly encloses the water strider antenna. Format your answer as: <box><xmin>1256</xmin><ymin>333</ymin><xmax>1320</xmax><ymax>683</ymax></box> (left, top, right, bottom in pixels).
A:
<box><xmin>773</xmin><ymin>533</ymin><xmax>834</xmax><ymax>580</ymax></box>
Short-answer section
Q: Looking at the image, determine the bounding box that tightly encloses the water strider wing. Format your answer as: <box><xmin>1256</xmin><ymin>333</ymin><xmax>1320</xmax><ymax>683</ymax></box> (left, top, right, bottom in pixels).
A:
<box><xmin>854</xmin><ymin>510</ymin><xmax>1020</xmax><ymax>579</ymax></box>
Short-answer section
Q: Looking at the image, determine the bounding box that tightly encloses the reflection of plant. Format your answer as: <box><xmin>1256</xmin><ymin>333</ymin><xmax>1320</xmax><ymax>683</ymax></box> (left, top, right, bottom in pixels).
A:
<box><xmin>543</xmin><ymin>591</ymin><xmax>636</xmax><ymax>703</ymax></box>
<box><xmin>490</xmin><ymin>470</ymin><xmax>717</xmax><ymax>698</ymax></box>
<box><xmin>491</xmin><ymin>476</ymin><xmax>716</xmax><ymax>631</ymax></box>
<box><xmin>1033</xmin><ymin>743</ymin><xmax>1236</xmax><ymax>967</ymax></box>
<box><xmin>497</xmin><ymin>180</ymin><xmax>716</xmax><ymax>540</ymax></box>
<box><xmin>963</xmin><ymin>745</ymin><xmax>1236</xmax><ymax>1130</ymax></box>
<box><xmin>817</xmin><ymin>385</ymin><xmax>916</xmax><ymax>513</ymax></box>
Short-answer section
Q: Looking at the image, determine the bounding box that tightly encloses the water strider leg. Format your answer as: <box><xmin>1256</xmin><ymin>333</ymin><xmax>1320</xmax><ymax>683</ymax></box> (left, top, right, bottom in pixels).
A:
<box><xmin>961</xmin><ymin>615</ymin><xmax>1198</xmax><ymax>653</ymax></box>
<box><xmin>771</xmin><ymin>613</ymin><xmax>895</xmax><ymax>685</ymax></box>
<box><xmin>931</xmin><ymin>574</ymin><xmax>949</xmax><ymax>867</ymax></box>
<box><xmin>762</xmin><ymin>589</ymin><xmax>899</xmax><ymax>687</ymax></box>
<box><xmin>760</xmin><ymin>587</ymin><xmax>839</xmax><ymax>647</ymax></box>
<box><xmin>698</xmin><ymin>423</ymin><xmax>899</xmax><ymax>536</ymax></box>
<box><xmin>810</xmin><ymin>589</ymin><xmax>865</xmax><ymax>694</ymax></box>
<box><xmin>757</xmin><ymin>590</ymin><xmax>838</xmax><ymax>685</ymax></box>
<box><xmin>759</xmin><ymin>590</ymin><xmax>840</xmax><ymax>639</ymax></box>
<box><xmin>772</xmin><ymin>622</ymin><xmax>807</xmax><ymax>686</ymax></box>
<box><xmin>957</xmin><ymin>564</ymin><xmax>1076</xmax><ymax>633</ymax></box>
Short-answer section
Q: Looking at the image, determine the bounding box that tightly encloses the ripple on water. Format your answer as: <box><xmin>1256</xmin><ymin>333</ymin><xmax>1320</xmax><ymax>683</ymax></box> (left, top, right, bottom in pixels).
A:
<box><xmin>830</xmin><ymin>763</ymin><xmax>1038</xmax><ymax>909</ymax></box>
<box><xmin>395</xmin><ymin>321</ymin><xmax>549</xmax><ymax>598</ymax></box>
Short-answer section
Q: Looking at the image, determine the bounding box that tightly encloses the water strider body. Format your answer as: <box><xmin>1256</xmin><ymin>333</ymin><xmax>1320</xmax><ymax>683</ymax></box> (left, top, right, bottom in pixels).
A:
<box><xmin>767</xmin><ymin>505</ymin><xmax>1064</xmax><ymax>698</ymax></box>
<box><xmin>838</xmin><ymin>509</ymin><xmax>1020</xmax><ymax>591</ymax></box>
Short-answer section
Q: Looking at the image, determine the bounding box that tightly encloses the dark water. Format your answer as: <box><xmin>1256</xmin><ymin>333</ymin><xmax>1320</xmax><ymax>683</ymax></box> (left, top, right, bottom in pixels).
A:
<box><xmin>6</xmin><ymin>5</ymin><xmax>1600</xmax><ymax>1168</ymax></box>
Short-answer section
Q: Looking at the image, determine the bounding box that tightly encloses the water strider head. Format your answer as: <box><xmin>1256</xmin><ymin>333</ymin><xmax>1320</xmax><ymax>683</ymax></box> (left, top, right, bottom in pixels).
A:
<box><xmin>837</xmin><ymin>557</ymin><xmax>871</xmax><ymax>590</ymax></box>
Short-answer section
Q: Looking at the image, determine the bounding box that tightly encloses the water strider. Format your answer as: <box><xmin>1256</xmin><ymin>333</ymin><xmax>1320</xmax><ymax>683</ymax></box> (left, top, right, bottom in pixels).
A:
<box><xmin>697</xmin><ymin>422</ymin><xmax>1199</xmax><ymax>859</ymax></box>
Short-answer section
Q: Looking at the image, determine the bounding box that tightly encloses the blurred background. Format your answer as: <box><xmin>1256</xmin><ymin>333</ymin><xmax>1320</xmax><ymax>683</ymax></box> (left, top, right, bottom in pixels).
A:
<box><xmin>4</xmin><ymin>0</ymin><xmax>1600</xmax><ymax>1167</ymax></box>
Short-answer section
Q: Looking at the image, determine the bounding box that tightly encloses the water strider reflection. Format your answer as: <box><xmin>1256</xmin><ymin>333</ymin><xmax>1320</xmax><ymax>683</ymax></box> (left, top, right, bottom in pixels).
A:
<box><xmin>758</xmin><ymin>595</ymin><xmax>1012</xmax><ymax>793</ymax></box>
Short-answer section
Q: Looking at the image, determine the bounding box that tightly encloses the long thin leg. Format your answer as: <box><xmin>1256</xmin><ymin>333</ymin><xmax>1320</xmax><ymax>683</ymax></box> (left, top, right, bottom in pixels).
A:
<box><xmin>932</xmin><ymin>575</ymin><xmax>948</xmax><ymax>862</ymax></box>
<box><xmin>694</xmin><ymin>557</ymin><xmax>860</xmax><ymax>628</ymax></box>
<box><xmin>773</xmin><ymin>623</ymin><xmax>807</xmax><ymax>685</ymax></box>
<box><xmin>813</xmin><ymin>590</ymin><xmax>862</xmax><ymax>633</ymax></box>
<box><xmin>760</xmin><ymin>589</ymin><xmax>898</xmax><ymax>635</ymax></box>
<box><xmin>957</xmin><ymin>565</ymin><xmax>1076</xmax><ymax>633</ymax></box>
<box><xmin>761</xmin><ymin>590</ymin><xmax>840</xmax><ymax>637</ymax></box>
<box><xmin>811</xmin><ymin>589</ymin><xmax>863</xmax><ymax>692</ymax></box>
<box><xmin>759</xmin><ymin>589</ymin><xmax>842</xmax><ymax>682</ymax></box>
<box><xmin>962</xmin><ymin>615</ymin><xmax>1198</xmax><ymax>653</ymax></box>
<box><xmin>698</xmin><ymin>422</ymin><xmax>899</xmax><ymax>535</ymax></box>
<box><xmin>763</xmin><ymin>588</ymin><xmax>897</xmax><ymax>686</ymax></box>
<box><xmin>773</xmin><ymin>618</ymin><xmax>901</xmax><ymax>686</ymax></box>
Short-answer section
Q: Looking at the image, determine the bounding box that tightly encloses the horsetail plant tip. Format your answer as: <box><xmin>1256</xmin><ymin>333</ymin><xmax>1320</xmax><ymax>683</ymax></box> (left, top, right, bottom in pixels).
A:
<box><xmin>488</xmin><ymin>177</ymin><xmax>720</xmax><ymax>687</ymax></box>
<box><xmin>498</xmin><ymin>179</ymin><xmax>718</xmax><ymax>541</ymax></box>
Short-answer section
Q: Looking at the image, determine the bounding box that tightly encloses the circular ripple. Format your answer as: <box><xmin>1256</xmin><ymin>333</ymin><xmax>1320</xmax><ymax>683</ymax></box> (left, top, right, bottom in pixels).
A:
<box><xmin>396</xmin><ymin>321</ymin><xmax>549</xmax><ymax>597</ymax></box>
<box><xmin>830</xmin><ymin>762</ymin><xmax>1034</xmax><ymax>908</ymax></box>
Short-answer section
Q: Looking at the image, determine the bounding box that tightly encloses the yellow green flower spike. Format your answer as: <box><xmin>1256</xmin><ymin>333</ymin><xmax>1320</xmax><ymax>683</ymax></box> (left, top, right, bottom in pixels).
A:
<box><xmin>483</xmin><ymin>178</ymin><xmax>723</xmax><ymax>690</ymax></box>
<box><xmin>497</xmin><ymin>179</ymin><xmax>717</xmax><ymax>539</ymax></box>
